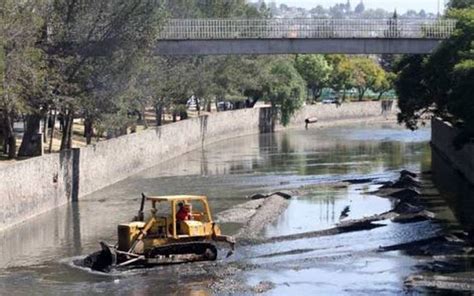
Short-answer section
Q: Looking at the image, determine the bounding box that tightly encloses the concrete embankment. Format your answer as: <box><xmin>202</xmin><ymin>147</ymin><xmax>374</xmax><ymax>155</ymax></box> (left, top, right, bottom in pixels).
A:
<box><xmin>431</xmin><ymin>118</ymin><xmax>474</xmax><ymax>185</ymax></box>
<box><xmin>0</xmin><ymin>102</ymin><xmax>394</xmax><ymax>231</ymax></box>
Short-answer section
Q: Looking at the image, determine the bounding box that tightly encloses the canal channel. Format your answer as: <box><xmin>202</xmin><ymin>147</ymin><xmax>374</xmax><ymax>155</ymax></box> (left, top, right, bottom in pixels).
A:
<box><xmin>0</xmin><ymin>122</ymin><xmax>471</xmax><ymax>295</ymax></box>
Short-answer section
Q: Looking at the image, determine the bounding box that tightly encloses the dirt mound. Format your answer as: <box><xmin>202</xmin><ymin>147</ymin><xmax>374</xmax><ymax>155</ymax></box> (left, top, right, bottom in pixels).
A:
<box><xmin>234</xmin><ymin>194</ymin><xmax>290</xmax><ymax>240</ymax></box>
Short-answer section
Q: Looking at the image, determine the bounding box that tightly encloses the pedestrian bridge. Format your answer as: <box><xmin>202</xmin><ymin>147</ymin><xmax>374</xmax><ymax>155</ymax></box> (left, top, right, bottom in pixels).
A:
<box><xmin>156</xmin><ymin>18</ymin><xmax>456</xmax><ymax>55</ymax></box>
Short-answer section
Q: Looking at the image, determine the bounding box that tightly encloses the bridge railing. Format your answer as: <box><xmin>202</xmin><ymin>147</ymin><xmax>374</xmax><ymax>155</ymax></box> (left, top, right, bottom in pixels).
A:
<box><xmin>158</xmin><ymin>18</ymin><xmax>456</xmax><ymax>40</ymax></box>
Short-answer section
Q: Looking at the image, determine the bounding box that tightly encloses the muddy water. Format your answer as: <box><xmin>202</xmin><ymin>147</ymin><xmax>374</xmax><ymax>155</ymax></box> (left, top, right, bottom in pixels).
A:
<box><xmin>0</xmin><ymin>122</ymin><xmax>455</xmax><ymax>295</ymax></box>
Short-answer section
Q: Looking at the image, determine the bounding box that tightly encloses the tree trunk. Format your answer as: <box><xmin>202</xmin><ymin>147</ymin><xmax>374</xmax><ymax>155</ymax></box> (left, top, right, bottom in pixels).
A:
<box><xmin>2</xmin><ymin>113</ymin><xmax>16</xmax><ymax>159</ymax></box>
<box><xmin>60</xmin><ymin>110</ymin><xmax>74</xmax><ymax>151</ymax></box>
<box><xmin>84</xmin><ymin>116</ymin><xmax>94</xmax><ymax>145</ymax></box>
<box><xmin>58</xmin><ymin>113</ymin><xmax>65</xmax><ymax>132</ymax></box>
<box><xmin>358</xmin><ymin>88</ymin><xmax>366</xmax><ymax>101</ymax></box>
<box><xmin>18</xmin><ymin>113</ymin><xmax>42</xmax><ymax>157</ymax></box>
<box><xmin>195</xmin><ymin>97</ymin><xmax>201</xmax><ymax>115</ymax></box>
<box><xmin>49</xmin><ymin>110</ymin><xmax>57</xmax><ymax>153</ymax></box>
<box><xmin>155</xmin><ymin>104</ymin><xmax>163</xmax><ymax>126</ymax></box>
<box><xmin>339</xmin><ymin>89</ymin><xmax>346</xmax><ymax>102</ymax></box>
<box><xmin>7</xmin><ymin>130</ymin><xmax>16</xmax><ymax>159</ymax></box>
<box><xmin>248</xmin><ymin>96</ymin><xmax>260</xmax><ymax>108</ymax></box>
<box><xmin>311</xmin><ymin>88</ymin><xmax>322</xmax><ymax>102</ymax></box>
<box><xmin>142</xmin><ymin>105</ymin><xmax>148</xmax><ymax>129</ymax></box>
<box><xmin>377</xmin><ymin>91</ymin><xmax>385</xmax><ymax>101</ymax></box>
<box><xmin>1</xmin><ymin>115</ymin><xmax>8</xmax><ymax>155</ymax></box>
<box><xmin>43</xmin><ymin>112</ymin><xmax>49</xmax><ymax>143</ymax></box>
<box><xmin>119</xmin><ymin>126</ymin><xmax>127</xmax><ymax>136</ymax></box>
<box><xmin>172</xmin><ymin>112</ymin><xmax>177</xmax><ymax>122</ymax></box>
<box><xmin>179</xmin><ymin>110</ymin><xmax>188</xmax><ymax>120</ymax></box>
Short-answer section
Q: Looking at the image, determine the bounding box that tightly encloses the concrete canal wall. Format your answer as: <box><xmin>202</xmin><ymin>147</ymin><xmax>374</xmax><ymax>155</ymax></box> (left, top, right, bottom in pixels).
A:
<box><xmin>431</xmin><ymin>117</ymin><xmax>474</xmax><ymax>185</ymax></box>
<box><xmin>287</xmin><ymin>100</ymin><xmax>389</xmax><ymax>127</ymax></box>
<box><xmin>0</xmin><ymin>101</ymin><xmax>393</xmax><ymax>231</ymax></box>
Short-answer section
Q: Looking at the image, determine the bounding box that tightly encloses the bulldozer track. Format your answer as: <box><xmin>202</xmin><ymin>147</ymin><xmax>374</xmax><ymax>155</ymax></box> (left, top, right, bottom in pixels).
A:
<box><xmin>146</xmin><ymin>241</ymin><xmax>218</xmax><ymax>262</ymax></box>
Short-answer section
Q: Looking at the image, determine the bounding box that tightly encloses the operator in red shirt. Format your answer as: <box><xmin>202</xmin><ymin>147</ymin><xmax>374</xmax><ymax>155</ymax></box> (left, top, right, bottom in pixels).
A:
<box><xmin>176</xmin><ymin>202</ymin><xmax>192</xmax><ymax>221</ymax></box>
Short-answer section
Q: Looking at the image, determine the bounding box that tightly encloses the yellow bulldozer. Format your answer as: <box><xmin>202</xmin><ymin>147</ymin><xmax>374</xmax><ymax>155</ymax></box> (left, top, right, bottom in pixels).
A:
<box><xmin>82</xmin><ymin>194</ymin><xmax>235</xmax><ymax>272</ymax></box>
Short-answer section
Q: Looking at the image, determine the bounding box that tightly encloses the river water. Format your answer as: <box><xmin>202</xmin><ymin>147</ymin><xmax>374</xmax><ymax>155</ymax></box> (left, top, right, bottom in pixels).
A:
<box><xmin>0</xmin><ymin>122</ymin><xmax>467</xmax><ymax>295</ymax></box>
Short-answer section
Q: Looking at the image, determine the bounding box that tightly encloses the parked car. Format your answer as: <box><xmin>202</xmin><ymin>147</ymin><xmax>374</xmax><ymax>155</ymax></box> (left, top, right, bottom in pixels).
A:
<box><xmin>322</xmin><ymin>97</ymin><xmax>338</xmax><ymax>104</ymax></box>
<box><xmin>217</xmin><ymin>101</ymin><xmax>233</xmax><ymax>111</ymax></box>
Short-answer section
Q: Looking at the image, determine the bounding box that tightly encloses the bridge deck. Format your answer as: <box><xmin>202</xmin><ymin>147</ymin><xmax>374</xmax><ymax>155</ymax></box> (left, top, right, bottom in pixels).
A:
<box><xmin>155</xmin><ymin>38</ymin><xmax>442</xmax><ymax>55</ymax></box>
<box><xmin>156</xmin><ymin>18</ymin><xmax>455</xmax><ymax>55</ymax></box>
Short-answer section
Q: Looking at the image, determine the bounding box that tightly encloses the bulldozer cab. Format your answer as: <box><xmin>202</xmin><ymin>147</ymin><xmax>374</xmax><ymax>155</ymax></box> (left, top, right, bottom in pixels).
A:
<box><xmin>146</xmin><ymin>195</ymin><xmax>216</xmax><ymax>239</ymax></box>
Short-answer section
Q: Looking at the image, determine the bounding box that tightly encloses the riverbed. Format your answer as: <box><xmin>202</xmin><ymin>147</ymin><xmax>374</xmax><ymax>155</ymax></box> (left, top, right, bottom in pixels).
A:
<box><xmin>0</xmin><ymin>121</ymin><xmax>467</xmax><ymax>295</ymax></box>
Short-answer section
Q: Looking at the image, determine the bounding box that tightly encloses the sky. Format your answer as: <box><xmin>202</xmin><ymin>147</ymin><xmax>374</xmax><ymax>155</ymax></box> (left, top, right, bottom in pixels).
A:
<box><xmin>270</xmin><ymin>0</ymin><xmax>443</xmax><ymax>13</ymax></box>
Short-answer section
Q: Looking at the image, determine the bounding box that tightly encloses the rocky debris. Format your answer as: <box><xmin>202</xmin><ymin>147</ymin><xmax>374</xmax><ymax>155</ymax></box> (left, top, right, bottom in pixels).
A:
<box><xmin>368</xmin><ymin>169</ymin><xmax>437</xmax><ymax>224</ymax></box>
<box><xmin>400</xmin><ymin>169</ymin><xmax>418</xmax><ymax>178</ymax></box>
<box><xmin>391</xmin><ymin>211</ymin><xmax>436</xmax><ymax>224</ymax></box>
<box><xmin>393</xmin><ymin>201</ymin><xmax>425</xmax><ymax>214</ymax></box>
<box><xmin>405</xmin><ymin>273</ymin><xmax>474</xmax><ymax>292</ymax></box>
<box><xmin>389</xmin><ymin>188</ymin><xmax>421</xmax><ymax>201</ymax></box>
<box><xmin>342</xmin><ymin>178</ymin><xmax>374</xmax><ymax>184</ymax></box>
<box><xmin>252</xmin><ymin>281</ymin><xmax>275</xmax><ymax>293</ymax></box>
<box><xmin>376</xmin><ymin>180</ymin><xmax>394</xmax><ymax>187</ymax></box>
<box><xmin>255</xmin><ymin>248</ymin><xmax>317</xmax><ymax>259</ymax></box>
<box><xmin>204</xmin><ymin>264</ymin><xmax>252</xmax><ymax>294</ymax></box>
<box><xmin>392</xmin><ymin>174</ymin><xmax>421</xmax><ymax>189</ymax></box>
<box><xmin>379</xmin><ymin>234</ymin><xmax>473</xmax><ymax>257</ymax></box>
<box><xmin>247</xmin><ymin>191</ymin><xmax>292</xmax><ymax>200</ymax></box>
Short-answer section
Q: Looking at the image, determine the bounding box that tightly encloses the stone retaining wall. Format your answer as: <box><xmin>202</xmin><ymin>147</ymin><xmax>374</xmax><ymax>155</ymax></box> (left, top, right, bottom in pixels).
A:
<box><xmin>0</xmin><ymin>102</ymin><xmax>392</xmax><ymax>231</ymax></box>
<box><xmin>431</xmin><ymin>118</ymin><xmax>474</xmax><ymax>185</ymax></box>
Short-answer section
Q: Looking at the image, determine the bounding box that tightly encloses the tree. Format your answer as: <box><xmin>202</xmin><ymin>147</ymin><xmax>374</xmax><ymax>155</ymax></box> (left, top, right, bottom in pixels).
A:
<box><xmin>326</xmin><ymin>55</ymin><xmax>355</xmax><ymax>101</ymax></box>
<box><xmin>0</xmin><ymin>0</ymin><xmax>46</xmax><ymax>158</ymax></box>
<box><xmin>373</xmin><ymin>72</ymin><xmax>396</xmax><ymax>100</ymax></box>
<box><xmin>43</xmin><ymin>0</ymin><xmax>166</xmax><ymax>150</ymax></box>
<box><xmin>352</xmin><ymin>57</ymin><xmax>385</xmax><ymax>101</ymax></box>
<box><xmin>264</xmin><ymin>59</ymin><xmax>306</xmax><ymax>126</ymax></box>
<box><xmin>449</xmin><ymin>0</ymin><xmax>474</xmax><ymax>9</ymax></box>
<box><xmin>310</xmin><ymin>5</ymin><xmax>327</xmax><ymax>17</ymax></box>
<box><xmin>295</xmin><ymin>55</ymin><xmax>333</xmax><ymax>102</ymax></box>
<box><xmin>395</xmin><ymin>6</ymin><xmax>474</xmax><ymax>147</ymax></box>
<box><xmin>354</xmin><ymin>1</ymin><xmax>365</xmax><ymax>14</ymax></box>
<box><xmin>450</xmin><ymin>59</ymin><xmax>474</xmax><ymax>147</ymax></box>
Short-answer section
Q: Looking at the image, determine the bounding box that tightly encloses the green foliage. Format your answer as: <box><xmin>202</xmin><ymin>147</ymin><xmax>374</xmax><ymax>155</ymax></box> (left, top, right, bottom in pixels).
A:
<box><xmin>1</xmin><ymin>0</ymin><xmax>47</xmax><ymax>114</ymax></box>
<box><xmin>295</xmin><ymin>55</ymin><xmax>332</xmax><ymax>102</ymax></box>
<box><xmin>264</xmin><ymin>59</ymin><xmax>306</xmax><ymax>126</ymax></box>
<box><xmin>325</xmin><ymin>55</ymin><xmax>355</xmax><ymax>99</ymax></box>
<box><xmin>449</xmin><ymin>0</ymin><xmax>474</xmax><ymax>9</ymax></box>
<box><xmin>395</xmin><ymin>6</ymin><xmax>474</xmax><ymax>146</ymax></box>
<box><xmin>373</xmin><ymin>71</ymin><xmax>396</xmax><ymax>100</ymax></box>
<box><xmin>351</xmin><ymin>57</ymin><xmax>386</xmax><ymax>101</ymax></box>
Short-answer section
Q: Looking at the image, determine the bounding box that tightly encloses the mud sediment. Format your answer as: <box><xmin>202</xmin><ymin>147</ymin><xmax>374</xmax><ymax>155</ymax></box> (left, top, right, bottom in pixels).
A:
<box><xmin>216</xmin><ymin>194</ymin><xmax>291</xmax><ymax>240</ymax></box>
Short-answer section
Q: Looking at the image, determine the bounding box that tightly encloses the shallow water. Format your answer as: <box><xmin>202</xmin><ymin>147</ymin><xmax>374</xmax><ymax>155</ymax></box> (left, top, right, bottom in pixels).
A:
<box><xmin>0</xmin><ymin>122</ymin><xmax>459</xmax><ymax>295</ymax></box>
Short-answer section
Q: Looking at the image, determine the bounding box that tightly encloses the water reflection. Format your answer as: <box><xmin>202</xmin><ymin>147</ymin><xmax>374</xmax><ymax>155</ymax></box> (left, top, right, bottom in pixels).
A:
<box><xmin>432</xmin><ymin>148</ymin><xmax>474</xmax><ymax>233</ymax></box>
<box><xmin>264</xmin><ymin>183</ymin><xmax>394</xmax><ymax>237</ymax></box>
